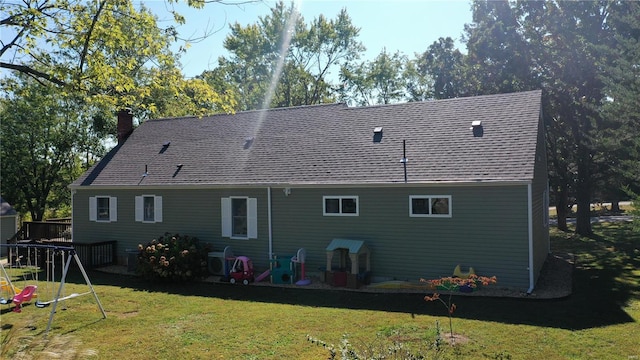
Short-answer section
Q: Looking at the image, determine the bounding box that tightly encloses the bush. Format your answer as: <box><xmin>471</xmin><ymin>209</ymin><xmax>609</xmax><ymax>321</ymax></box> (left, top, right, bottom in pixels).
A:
<box><xmin>136</xmin><ymin>232</ymin><xmax>212</xmax><ymax>283</ymax></box>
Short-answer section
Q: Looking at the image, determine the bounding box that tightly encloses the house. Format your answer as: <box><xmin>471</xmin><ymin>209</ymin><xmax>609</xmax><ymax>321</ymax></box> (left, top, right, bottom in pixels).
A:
<box><xmin>1</xmin><ymin>197</ymin><xmax>18</xmax><ymax>257</ymax></box>
<box><xmin>70</xmin><ymin>90</ymin><xmax>549</xmax><ymax>291</ymax></box>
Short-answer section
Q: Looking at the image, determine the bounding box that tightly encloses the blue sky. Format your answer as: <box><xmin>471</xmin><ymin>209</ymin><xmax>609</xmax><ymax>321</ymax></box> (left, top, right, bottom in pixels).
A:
<box><xmin>143</xmin><ymin>0</ymin><xmax>473</xmax><ymax>78</ymax></box>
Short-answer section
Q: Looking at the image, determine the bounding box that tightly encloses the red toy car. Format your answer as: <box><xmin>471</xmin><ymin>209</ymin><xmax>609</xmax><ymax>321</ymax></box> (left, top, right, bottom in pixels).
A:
<box><xmin>229</xmin><ymin>256</ymin><xmax>255</xmax><ymax>285</ymax></box>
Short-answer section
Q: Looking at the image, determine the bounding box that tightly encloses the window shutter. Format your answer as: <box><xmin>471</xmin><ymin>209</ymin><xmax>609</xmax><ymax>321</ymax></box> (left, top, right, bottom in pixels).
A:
<box><xmin>155</xmin><ymin>196</ymin><xmax>163</xmax><ymax>222</ymax></box>
<box><xmin>110</xmin><ymin>197</ymin><xmax>118</xmax><ymax>222</ymax></box>
<box><xmin>135</xmin><ymin>196</ymin><xmax>143</xmax><ymax>222</ymax></box>
<box><xmin>248</xmin><ymin>198</ymin><xmax>258</xmax><ymax>239</ymax></box>
<box><xmin>89</xmin><ymin>196</ymin><xmax>97</xmax><ymax>221</ymax></box>
<box><xmin>221</xmin><ymin>197</ymin><xmax>231</xmax><ymax>237</ymax></box>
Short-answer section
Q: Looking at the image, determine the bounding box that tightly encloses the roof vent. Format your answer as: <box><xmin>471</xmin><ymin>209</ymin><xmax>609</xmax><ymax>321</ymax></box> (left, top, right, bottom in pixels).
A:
<box><xmin>244</xmin><ymin>136</ymin><xmax>255</xmax><ymax>149</ymax></box>
<box><xmin>471</xmin><ymin>120</ymin><xmax>483</xmax><ymax>137</ymax></box>
<box><xmin>373</xmin><ymin>127</ymin><xmax>383</xmax><ymax>143</ymax></box>
<box><xmin>159</xmin><ymin>141</ymin><xmax>171</xmax><ymax>154</ymax></box>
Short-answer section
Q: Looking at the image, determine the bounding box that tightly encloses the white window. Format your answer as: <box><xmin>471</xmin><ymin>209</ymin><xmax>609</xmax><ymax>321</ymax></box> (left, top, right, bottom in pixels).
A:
<box><xmin>89</xmin><ymin>196</ymin><xmax>117</xmax><ymax>222</ymax></box>
<box><xmin>135</xmin><ymin>195</ymin><xmax>163</xmax><ymax>223</ymax></box>
<box><xmin>323</xmin><ymin>196</ymin><xmax>359</xmax><ymax>216</ymax></box>
<box><xmin>221</xmin><ymin>197</ymin><xmax>257</xmax><ymax>239</ymax></box>
<box><xmin>409</xmin><ymin>195</ymin><xmax>452</xmax><ymax>218</ymax></box>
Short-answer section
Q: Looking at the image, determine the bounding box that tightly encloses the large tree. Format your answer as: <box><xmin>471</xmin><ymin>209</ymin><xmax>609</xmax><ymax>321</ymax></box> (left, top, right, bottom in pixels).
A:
<box><xmin>0</xmin><ymin>77</ymin><xmax>107</xmax><ymax>220</ymax></box>
<box><xmin>462</xmin><ymin>0</ymin><xmax>631</xmax><ymax>235</ymax></box>
<box><xmin>204</xmin><ymin>1</ymin><xmax>364</xmax><ymax>110</ymax></box>
<box><xmin>339</xmin><ymin>48</ymin><xmax>407</xmax><ymax>106</ymax></box>
<box><xmin>414</xmin><ymin>37</ymin><xmax>468</xmax><ymax>100</ymax></box>
<box><xmin>1</xmin><ymin>0</ymin><xmax>234</xmax><ymax>118</ymax></box>
<box><xmin>599</xmin><ymin>1</ymin><xmax>640</xmax><ymax>217</ymax></box>
<box><xmin>1</xmin><ymin>0</ymin><xmax>240</xmax><ymax>220</ymax></box>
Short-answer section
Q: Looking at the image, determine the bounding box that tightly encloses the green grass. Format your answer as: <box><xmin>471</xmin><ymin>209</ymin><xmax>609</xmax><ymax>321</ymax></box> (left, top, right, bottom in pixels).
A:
<box><xmin>1</xmin><ymin>221</ymin><xmax>639</xmax><ymax>359</ymax></box>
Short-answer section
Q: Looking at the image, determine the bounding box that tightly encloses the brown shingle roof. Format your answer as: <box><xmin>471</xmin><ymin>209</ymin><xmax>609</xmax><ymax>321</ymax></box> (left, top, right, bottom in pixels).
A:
<box><xmin>72</xmin><ymin>90</ymin><xmax>542</xmax><ymax>187</ymax></box>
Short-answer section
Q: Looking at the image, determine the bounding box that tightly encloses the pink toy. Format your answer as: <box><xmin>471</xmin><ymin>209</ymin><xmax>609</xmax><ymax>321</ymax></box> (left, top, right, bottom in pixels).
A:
<box><xmin>255</xmin><ymin>269</ymin><xmax>271</xmax><ymax>282</ymax></box>
<box><xmin>229</xmin><ymin>256</ymin><xmax>255</xmax><ymax>285</ymax></box>
<box><xmin>12</xmin><ymin>285</ymin><xmax>37</xmax><ymax>313</ymax></box>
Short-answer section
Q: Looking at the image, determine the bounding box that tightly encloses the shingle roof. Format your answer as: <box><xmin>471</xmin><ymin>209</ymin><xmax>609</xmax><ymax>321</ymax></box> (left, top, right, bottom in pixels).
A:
<box><xmin>73</xmin><ymin>90</ymin><xmax>542</xmax><ymax>187</ymax></box>
<box><xmin>1</xmin><ymin>197</ymin><xmax>17</xmax><ymax>216</ymax></box>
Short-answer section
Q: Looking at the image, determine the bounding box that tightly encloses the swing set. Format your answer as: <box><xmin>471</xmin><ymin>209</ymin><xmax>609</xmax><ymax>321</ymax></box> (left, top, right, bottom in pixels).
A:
<box><xmin>0</xmin><ymin>243</ymin><xmax>106</xmax><ymax>335</ymax></box>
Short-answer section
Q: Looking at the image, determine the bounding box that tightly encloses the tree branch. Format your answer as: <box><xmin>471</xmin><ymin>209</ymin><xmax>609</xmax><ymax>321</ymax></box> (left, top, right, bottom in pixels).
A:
<box><xmin>0</xmin><ymin>62</ymin><xmax>67</xmax><ymax>86</ymax></box>
<box><xmin>78</xmin><ymin>0</ymin><xmax>108</xmax><ymax>75</ymax></box>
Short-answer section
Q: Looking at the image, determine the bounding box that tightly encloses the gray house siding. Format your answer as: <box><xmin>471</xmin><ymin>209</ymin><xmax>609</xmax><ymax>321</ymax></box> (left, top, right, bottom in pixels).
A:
<box><xmin>73</xmin><ymin>188</ymin><xmax>271</xmax><ymax>266</ymax></box>
<box><xmin>530</xmin><ymin>113</ymin><xmax>551</xmax><ymax>286</ymax></box>
<box><xmin>1</xmin><ymin>216</ymin><xmax>17</xmax><ymax>257</ymax></box>
<box><xmin>270</xmin><ymin>184</ymin><xmax>532</xmax><ymax>289</ymax></box>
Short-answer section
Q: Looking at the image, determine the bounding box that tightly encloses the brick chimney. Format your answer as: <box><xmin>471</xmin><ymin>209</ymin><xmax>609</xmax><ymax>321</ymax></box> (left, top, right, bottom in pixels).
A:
<box><xmin>117</xmin><ymin>108</ymin><xmax>133</xmax><ymax>143</ymax></box>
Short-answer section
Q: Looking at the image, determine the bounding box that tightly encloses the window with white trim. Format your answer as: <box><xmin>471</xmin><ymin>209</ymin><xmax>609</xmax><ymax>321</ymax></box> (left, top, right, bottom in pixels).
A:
<box><xmin>135</xmin><ymin>195</ymin><xmax>163</xmax><ymax>223</ymax></box>
<box><xmin>221</xmin><ymin>197</ymin><xmax>257</xmax><ymax>239</ymax></box>
<box><xmin>323</xmin><ymin>196</ymin><xmax>359</xmax><ymax>216</ymax></box>
<box><xmin>89</xmin><ymin>196</ymin><xmax>117</xmax><ymax>222</ymax></box>
<box><xmin>409</xmin><ymin>195</ymin><xmax>452</xmax><ymax>217</ymax></box>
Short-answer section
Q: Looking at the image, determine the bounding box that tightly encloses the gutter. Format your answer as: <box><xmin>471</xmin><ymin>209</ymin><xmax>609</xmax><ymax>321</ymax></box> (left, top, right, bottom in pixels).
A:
<box><xmin>527</xmin><ymin>183</ymin><xmax>535</xmax><ymax>294</ymax></box>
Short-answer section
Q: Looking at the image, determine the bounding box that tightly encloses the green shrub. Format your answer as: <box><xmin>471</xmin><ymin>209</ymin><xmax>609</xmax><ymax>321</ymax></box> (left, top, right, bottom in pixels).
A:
<box><xmin>136</xmin><ymin>232</ymin><xmax>211</xmax><ymax>282</ymax></box>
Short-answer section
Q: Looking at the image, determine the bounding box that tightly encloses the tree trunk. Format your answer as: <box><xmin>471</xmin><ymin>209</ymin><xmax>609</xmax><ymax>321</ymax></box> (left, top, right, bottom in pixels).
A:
<box><xmin>575</xmin><ymin>151</ymin><xmax>593</xmax><ymax>236</ymax></box>
<box><xmin>610</xmin><ymin>200</ymin><xmax>620</xmax><ymax>213</ymax></box>
<box><xmin>555</xmin><ymin>183</ymin><xmax>569</xmax><ymax>231</ymax></box>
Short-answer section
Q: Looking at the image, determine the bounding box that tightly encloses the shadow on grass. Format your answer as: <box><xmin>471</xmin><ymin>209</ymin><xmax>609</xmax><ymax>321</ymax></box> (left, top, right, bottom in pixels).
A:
<box><xmin>62</xmin><ymin>222</ymin><xmax>638</xmax><ymax>332</ymax></box>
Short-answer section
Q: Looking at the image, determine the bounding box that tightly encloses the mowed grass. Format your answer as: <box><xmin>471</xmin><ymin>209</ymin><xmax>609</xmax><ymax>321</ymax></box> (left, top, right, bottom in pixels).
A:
<box><xmin>1</xmin><ymin>221</ymin><xmax>638</xmax><ymax>359</ymax></box>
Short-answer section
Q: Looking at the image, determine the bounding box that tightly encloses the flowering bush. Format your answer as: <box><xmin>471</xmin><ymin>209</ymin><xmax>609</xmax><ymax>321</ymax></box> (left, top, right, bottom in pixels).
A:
<box><xmin>421</xmin><ymin>274</ymin><xmax>497</xmax><ymax>344</ymax></box>
<box><xmin>136</xmin><ymin>232</ymin><xmax>212</xmax><ymax>283</ymax></box>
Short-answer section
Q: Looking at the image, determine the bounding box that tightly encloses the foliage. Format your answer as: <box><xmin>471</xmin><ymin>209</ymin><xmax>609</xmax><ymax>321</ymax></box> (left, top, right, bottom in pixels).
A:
<box><xmin>460</xmin><ymin>0</ymin><xmax>640</xmax><ymax>236</ymax></box>
<box><xmin>204</xmin><ymin>1</ymin><xmax>364</xmax><ymax>110</ymax></box>
<box><xmin>0</xmin><ymin>0</ymin><xmax>234</xmax><ymax>118</ymax></box>
<box><xmin>307</xmin><ymin>331</ymin><xmax>438</xmax><ymax>360</ymax></box>
<box><xmin>0</xmin><ymin>76</ymin><xmax>106</xmax><ymax>220</ymax></box>
<box><xmin>421</xmin><ymin>274</ymin><xmax>497</xmax><ymax>344</ymax></box>
<box><xmin>136</xmin><ymin>232</ymin><xmax>211</xmax><ymax>283</ymax></box>
<box><xmin>339</xmin><ymin>48</ymin><xmax>408</xmax><ymax>106</ymax></box>
<box><xmin>415</xmin><ymin>37</ymin><xmax>468</xmax><ymax>100</ymax></box>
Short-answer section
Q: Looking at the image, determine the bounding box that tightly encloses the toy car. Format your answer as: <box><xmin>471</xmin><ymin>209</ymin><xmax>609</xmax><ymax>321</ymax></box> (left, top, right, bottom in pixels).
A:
<box><xmin>228</xmin><ymin>256</ymin><xmax>255</xmax><ymax>285</ymax></box>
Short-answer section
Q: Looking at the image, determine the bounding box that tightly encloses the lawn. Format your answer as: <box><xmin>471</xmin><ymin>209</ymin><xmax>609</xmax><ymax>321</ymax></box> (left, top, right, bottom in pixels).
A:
<box><xmin>1</xmin><ymin>221</ymin><xmax>638</xmax><ymax>359</ymax></box>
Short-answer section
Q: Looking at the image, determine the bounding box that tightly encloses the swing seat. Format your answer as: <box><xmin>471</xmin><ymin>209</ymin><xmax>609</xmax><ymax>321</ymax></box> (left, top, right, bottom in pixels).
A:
<box><xmin>12</xmin><ymin>285</ymin><xmax>37</xmax><ymax>313</ymax></box>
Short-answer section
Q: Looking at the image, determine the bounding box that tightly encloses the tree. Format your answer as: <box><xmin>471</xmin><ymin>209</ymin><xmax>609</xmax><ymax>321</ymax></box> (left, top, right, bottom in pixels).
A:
<box><xmin>1</xmin><ymin>0</ymin><xmax>234</xmax><ymax>117</ymax></box>
<box><xmin>205</xmin><ymin>1</ymin><xmax>364</xmax><ymax>110</ymax></box>
<box><xmin>1</xmin><ymin>0</ymin><xmax>241</xmax><ymax>220</ymax></box>
<box><xmin>463</xmin><ymin>0</ymin><xmax>629</xmax><ymax>235</ymax></box>
<box><xmin>598</xmin><ymin>1</ymin><xmax>640</xmax><ymax>211</ymax></box>
<box><xmin>339</xmin><ymin>48</ymin><xmax>407</xmax><ymax>106</ymax></box>
<box><xmin>415</xmin><ymin>37</ymin><xmax>468</xmax><ymax>99</ymax></box>
<box><xmin>0</xmin><ymin>76</ymin><xmax>107</xmax><ymax>220</ymax></box>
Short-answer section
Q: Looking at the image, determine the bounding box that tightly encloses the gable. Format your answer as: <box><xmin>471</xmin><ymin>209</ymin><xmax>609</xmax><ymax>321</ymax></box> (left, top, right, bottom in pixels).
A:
<box><xmin>73</xmin><ymin>90</ymin><xmax>542</xmax><ymax>187</ymax></box>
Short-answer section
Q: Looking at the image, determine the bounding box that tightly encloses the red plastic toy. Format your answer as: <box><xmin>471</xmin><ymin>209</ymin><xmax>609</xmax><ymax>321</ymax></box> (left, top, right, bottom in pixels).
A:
<box><xmin>229</xmin><ymin>256</ymin><xmax>255</xmax><ymax>285</ymax></box>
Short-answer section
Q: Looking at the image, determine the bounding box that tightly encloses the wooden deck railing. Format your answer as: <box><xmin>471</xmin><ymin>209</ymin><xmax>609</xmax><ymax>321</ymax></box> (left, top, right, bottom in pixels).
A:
<box><xmin>6</xmin><ymin>220</ymin><xmax>117</xmax><ymax>269</ymax></box>
<box><xmin>10</xmin><ymin>221</ymin><xmax>72</xmax><ymax>242</ymax></box>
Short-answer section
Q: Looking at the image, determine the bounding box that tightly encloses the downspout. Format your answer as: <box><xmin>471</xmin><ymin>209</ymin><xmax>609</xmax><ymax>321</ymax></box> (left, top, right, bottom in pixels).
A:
<box><xmin>267</xmin><ymin>187</ymin><xmax>273</xmax><ymax>260</ymax></box>
<box><xmin>70</xmin><ymin>189</ymin><xmax>75</xmax><ymax>242</ymax></box>
<box><xmin>527</xmin><ymin>183</ymin><xmax>535</xmax><ymax>294</ymax></box>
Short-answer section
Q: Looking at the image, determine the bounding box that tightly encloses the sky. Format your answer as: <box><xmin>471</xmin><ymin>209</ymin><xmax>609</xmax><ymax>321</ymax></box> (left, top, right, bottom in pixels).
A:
<box><xmin>142</xmin><ymin>0</ymin><xmax>474</xmax><ymax>78</ymax></box>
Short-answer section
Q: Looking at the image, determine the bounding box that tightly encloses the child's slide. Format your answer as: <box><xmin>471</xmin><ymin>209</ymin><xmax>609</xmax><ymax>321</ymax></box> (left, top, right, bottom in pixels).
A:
<box><xmin>255</xmin><ymin>269</ymin><xmax>271</xmax><ymax>282</ymax></box>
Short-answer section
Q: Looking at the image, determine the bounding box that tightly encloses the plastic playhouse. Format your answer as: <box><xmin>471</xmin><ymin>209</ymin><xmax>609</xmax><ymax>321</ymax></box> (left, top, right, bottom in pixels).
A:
<box><xmin>324</xmin><ymin>238</ymin><xmax>371</xmax><ymax>289</ymax></box>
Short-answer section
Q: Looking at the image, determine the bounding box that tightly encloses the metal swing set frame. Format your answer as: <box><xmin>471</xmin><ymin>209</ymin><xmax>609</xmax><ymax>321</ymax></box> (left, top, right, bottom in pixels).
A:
<box><xmin>1</xmin><ymin>243</ymin><xmax>106</xmax><ymax>336</ymax></box>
